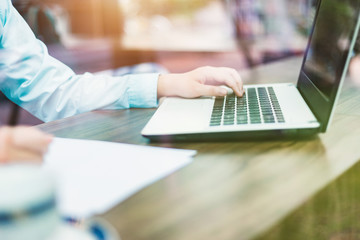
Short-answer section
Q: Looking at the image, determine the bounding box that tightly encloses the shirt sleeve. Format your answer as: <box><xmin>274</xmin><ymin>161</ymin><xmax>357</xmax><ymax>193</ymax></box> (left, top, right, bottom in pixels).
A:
<box><xmin>0</xmin><ymin>0</ymin><xmax>159</xmax><ymax>122</ymax></box>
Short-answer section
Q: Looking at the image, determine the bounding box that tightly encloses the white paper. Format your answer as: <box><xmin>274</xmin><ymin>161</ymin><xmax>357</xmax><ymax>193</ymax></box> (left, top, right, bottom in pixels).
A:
<box><xmin>43</xmin><ymin>138</ymin><xmax>195</xmax><ymax>218</ymax></box>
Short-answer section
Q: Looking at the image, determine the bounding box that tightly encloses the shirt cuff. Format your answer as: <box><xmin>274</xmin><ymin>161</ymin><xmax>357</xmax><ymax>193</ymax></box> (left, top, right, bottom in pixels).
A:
<box><xmin>126</xmin><ymin>73</ymin><xmax>159</xmax><ymax>108</ymax></box>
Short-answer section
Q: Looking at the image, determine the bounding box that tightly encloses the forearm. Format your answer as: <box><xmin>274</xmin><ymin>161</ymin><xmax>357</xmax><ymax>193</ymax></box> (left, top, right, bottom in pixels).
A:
<box><xmin>0</xmin><ymin>1</ymin><xmax>159</xmax><ymax>122</ymax></box>
<box><xmin>3</xmin><ymin>68</ymin><xmax>160</xmax><ymax>122</ymax></box>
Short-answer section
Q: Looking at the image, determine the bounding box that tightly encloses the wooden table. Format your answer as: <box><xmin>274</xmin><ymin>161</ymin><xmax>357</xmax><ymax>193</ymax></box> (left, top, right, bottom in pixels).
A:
<box><xmin>37</xmin><ymin>57</ymin><xmax>360</xmax><ymax>240</ymax></box>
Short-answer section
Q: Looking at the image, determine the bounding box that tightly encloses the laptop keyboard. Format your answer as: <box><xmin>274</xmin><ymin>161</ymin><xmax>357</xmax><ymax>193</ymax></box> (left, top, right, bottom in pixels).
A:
<box><xmin>210</xmin><ymin>87</ymin><xmax>285</xmax><ymax>127</ymax></box>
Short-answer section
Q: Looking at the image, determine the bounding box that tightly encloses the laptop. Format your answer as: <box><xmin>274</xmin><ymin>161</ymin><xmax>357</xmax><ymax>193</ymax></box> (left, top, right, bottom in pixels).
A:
<box><xmin>142</xmin><ymin>0</ymin><xmax>360</xmax><ymax>141</ymax></box>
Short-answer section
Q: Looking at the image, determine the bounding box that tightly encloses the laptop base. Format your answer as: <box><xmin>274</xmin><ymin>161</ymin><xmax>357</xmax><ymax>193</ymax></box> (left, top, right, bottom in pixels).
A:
<box><xmin>144</xmin><ymin>127</ymin><xmax>320</xmax><ymax>142</ymax></box>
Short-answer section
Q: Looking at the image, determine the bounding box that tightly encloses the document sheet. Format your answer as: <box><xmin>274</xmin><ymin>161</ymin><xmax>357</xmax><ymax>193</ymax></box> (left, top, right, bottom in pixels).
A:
<box><xmin>43</xmin><ymin>138</ymin><xmax>195</xmax><ymax>218</ymax></box>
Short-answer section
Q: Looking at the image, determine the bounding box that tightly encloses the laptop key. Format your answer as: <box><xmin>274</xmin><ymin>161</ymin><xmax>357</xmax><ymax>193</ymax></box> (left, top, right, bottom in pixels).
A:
<box><xmin>210</xmin><ymin>121</ymin><xmax>221</xmax><ymax>126</ymax></box>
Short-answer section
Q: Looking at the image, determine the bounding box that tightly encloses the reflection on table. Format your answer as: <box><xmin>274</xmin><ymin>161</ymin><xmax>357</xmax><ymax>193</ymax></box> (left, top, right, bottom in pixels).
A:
<box><xmin>256</xmin><ymin>157</ymin><xmax>360</xmax><ymax>240</ymax></box>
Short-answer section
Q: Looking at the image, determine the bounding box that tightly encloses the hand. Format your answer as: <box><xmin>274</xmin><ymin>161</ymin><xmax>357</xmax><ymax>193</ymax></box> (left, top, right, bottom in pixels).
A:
<box><xmin>157</xmin><ymin>66</ymin><xmax>244</xmax><ymax>98</ymax></box>
<box><xmin>0</xmin><ymin>126</ymin><xmax>53</xmax><ymax>164</ymax></box>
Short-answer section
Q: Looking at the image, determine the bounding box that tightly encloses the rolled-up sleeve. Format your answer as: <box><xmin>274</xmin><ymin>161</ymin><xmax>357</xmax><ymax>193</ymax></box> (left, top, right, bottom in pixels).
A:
<box><xmin>0</xmin><ymin>0</ymin><xmax>159</xmax><ymax>122</ymax></box>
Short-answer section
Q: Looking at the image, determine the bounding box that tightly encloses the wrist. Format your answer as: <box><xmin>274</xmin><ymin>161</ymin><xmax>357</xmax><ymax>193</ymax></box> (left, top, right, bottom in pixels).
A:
<box><xmin>157</xmin><ymin>73</ymin><xmax>181</xmax><ymax>98</ymax></box>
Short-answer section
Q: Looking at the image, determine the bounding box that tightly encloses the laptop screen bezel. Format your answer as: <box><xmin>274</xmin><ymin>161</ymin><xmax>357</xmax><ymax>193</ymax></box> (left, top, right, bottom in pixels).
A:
<box><xmin>297</xmin><ymin>0</ymin><xmax>360</xmax><ymax>132</ymax></box>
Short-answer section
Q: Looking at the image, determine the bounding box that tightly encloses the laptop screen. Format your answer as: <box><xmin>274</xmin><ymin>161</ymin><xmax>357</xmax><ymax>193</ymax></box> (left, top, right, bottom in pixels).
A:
<box><xmin>303</xmin><ymin>0</ymin><xmax>360</xmax><ymax>98</ymax></box>
<box><xmin>297</xmin><ymin>0</ymin><xmax>360</xmax><ymax>132</ymax></box>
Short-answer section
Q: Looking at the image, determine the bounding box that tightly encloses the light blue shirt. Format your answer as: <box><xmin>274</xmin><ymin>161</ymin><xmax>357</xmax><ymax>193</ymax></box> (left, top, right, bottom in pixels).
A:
<box><xmin>0</xmin><ymin>0</ymin><xmax>159</xmax><ymax>122</ymax></box>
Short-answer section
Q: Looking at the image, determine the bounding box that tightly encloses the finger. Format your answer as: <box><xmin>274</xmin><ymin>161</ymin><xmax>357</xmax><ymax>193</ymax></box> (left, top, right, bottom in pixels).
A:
<box><xmin>11</xmin><ymin>127</ymin><xmax>53</xmax><ymax>154</ymax></box>
<box><xmin>197</xmin><ymin>84</ymin><xmax>228</xmax><ymax>97</ymax></box>
<box><xmin>221</xmin><ymin>68</ymin><xmax>243</xmax><ymax>97</ymax></box>
<box><xmin>7</xmin><ymin>147</ymin><xmax>43</xmax><ymax>163</ymax></box>
<box><xmin>206</xmin><ymin>67</ymin><xmax>242</xmax><ymax>96</ymax></box>
<box><xmin>228</xmin><ymin>68</ymin><xmax>244</xmax><ymax>96</ymax></box>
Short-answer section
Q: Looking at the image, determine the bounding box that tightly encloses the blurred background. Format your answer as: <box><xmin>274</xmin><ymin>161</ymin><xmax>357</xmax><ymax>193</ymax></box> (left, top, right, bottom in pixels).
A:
<box><xmin>1</xmin><ymin>0</ymin><xmax>317</xmax><ymax>126</ymax></box>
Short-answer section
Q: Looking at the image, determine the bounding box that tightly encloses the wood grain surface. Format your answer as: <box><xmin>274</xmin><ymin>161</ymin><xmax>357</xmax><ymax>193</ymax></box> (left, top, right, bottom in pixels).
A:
<box><xmin>37</xmin><ymin>57</ymin><xmax>360</xmax><ymax>240</ymax></box>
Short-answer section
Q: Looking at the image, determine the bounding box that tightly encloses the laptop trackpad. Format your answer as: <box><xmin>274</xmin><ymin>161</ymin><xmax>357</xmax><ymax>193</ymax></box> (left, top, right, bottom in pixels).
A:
<box><xmin>143</xmin><ymin>97</ymin><xmax>213</xmax><ymax>134</ymax></box>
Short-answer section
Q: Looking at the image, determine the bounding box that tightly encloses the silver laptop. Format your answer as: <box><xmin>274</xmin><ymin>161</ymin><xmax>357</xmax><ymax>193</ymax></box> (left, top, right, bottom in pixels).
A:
<box><xmin>142</xmin><ymin>0</ymin><xmax>360</xmax><ymax>141</ymax></box>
